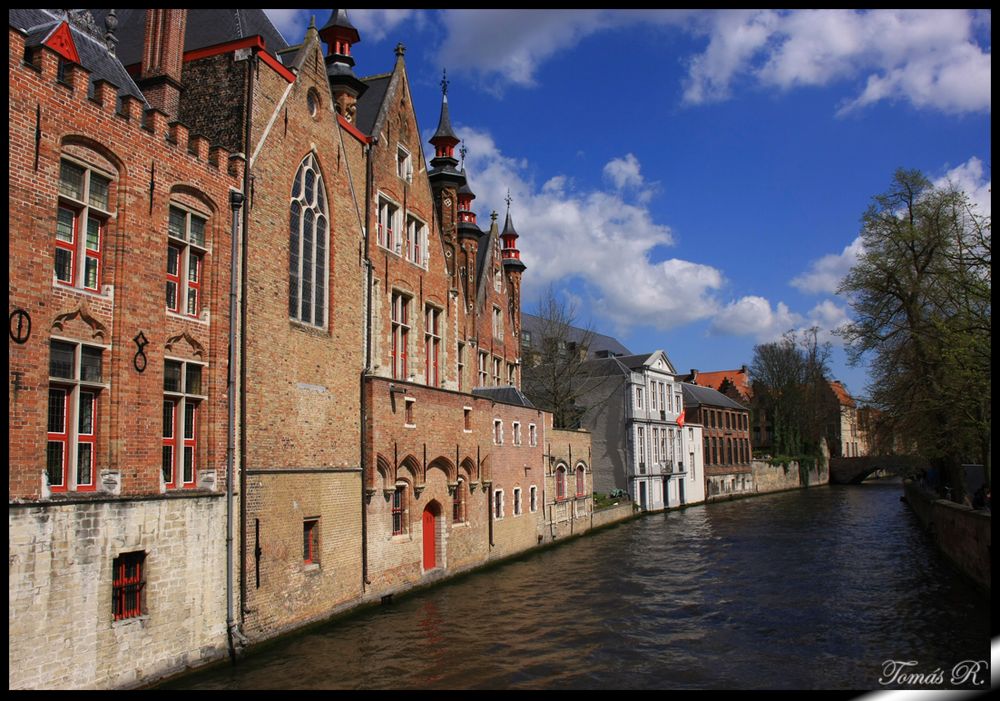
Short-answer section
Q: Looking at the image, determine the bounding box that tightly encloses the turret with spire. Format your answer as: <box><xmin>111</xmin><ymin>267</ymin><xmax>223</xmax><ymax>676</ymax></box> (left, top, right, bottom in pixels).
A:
<box><xmin>319</xmin><ymin>9</ymin><xmax>368</xmax><ymax>122</ymax></box>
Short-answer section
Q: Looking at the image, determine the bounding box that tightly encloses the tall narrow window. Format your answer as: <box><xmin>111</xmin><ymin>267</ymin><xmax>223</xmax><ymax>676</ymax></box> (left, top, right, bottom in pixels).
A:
<box><xmin>56</xmin><ymin>159</ymin><xmax>111</xmax><ymax>292</ymax></box>
<box><xmin>392</xmin><ymin>485</ymin><xmax>406</xmax><ymax>535</ymax></box>
<box><xmin>47</xmin><ymin>340</ymin><xmax>105</xmax><ymax>492</ymax></box>
<box><xmin>492</xmin><ymin>356</ymin><xmax>502</xmax><ymax>387</ymax></box>
<box><xmin>303</xmin><ymin>518</ymin><xmax>320</xmax><ymax>565</ymax></box>
<box><xmin>530</xmin><ymin>485</ymin><xmax>538</xmax><ymax>512</ymax></box>
<box><xmin>513</xmin><ymin>488</ymin><xmax>522</xmax><ymax>516</ymax></box>
<box><xmin>493</xmin><ymin>419</ymin><xmax>503</xmax><ymax>445</ymax></box>
<box><xmin>529</xmin><ymin>423</ymin><xmax>537</xmax><ymax>447</ymax></box>
<box><xmin>396</xmin><ymin>145</ymin><xmax>412</xmax><ymax>182</ymax></box>
<box><xmin>166</xmin><ymin>205</ymin><xmax>208</xmax><ymax>317</ymax></box>
<box><xmin>513</xmin><ymin>422</ymin><xmax>521</xmax><ymax>446</ymax></box>
<box><xmin>492</xmin><ymin>306</ymin><xmax>503</xmax><ymax>339</ymax></box>
<box><xmin>407</xmin><ymin>215</ymin><xmax>425</xmax><ymax>266</ymax></box>
<box><xmin>494</xmin><ymin>489</ymin><xmax>504</xmax><ymax>520</ymax></box>
<box><xmin>453</xmin><ymin>479</ymin><xmax>465</xmax><ymax>523</ymax></box>
<box><xmin>556</xmin><ymin>466</ymin><xmax>567</xmax><ymax>501</ymax></box>
<box><xmin>478</xmin><ymin>351</ymin><xmax>488</xmax><ymax>387</ymax></box>
<box><xmin>425</xmin><ymin>306</ymin><xmax>440</xmax><ymax>387</ymax></box>
<box><xmin>163</xmin><ymin>359</ymin><xmax>205</xmax><ymax>489</ymax></box>
<box><xmin>289</xmin><ymin>154</ymin><xmax>329</xmax><ymax>327</ymax></box>
<box><xmin>391</xmin><ymin>292</ymin><xmax>410</xmax><ymax>380</ymax></box>
<box><xmin>457</xmin><ymin>342</ymin><xmax>465</xmax><ymax>391</ymax></box>
<box><xmin>576</xmin><ymin>466</ymin><xmax>586</xmax><ymax>497</ymax></box>
<box><xmin>378</xmin><ymin>196</ymin><xmax>401</xmax><ymax>253</ymax></box>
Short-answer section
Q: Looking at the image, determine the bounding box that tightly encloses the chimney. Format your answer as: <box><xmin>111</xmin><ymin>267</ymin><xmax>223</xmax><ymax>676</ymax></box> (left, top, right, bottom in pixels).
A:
<box><xmin>740</xmin><ymin>364</ymin><xmax>748</xmax><ymax>375</ymax></box>
<box><xmin>690</xmin><ymin>369</ymin><xmax>698</xmax><ymax>382</ymax></box>
<box><xmin>139</xmin><ymin>9</ymin><xmax>187</xmax><ymax>120</ymax></box>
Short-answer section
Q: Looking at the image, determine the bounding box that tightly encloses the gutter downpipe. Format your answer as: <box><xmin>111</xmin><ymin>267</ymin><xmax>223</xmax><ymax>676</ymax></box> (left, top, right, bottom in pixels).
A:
<box><xmin>361</xmin><ymin>135</ymin><xmax>377</xmax><ymax>591</ymax></box>
<box><xmin>226</xmin><ymin>189</ymin><xmax>244</xmax><ymax>662</ymax></box>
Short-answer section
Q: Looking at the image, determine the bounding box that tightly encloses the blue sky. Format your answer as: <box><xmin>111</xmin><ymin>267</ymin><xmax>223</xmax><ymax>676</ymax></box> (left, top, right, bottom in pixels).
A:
<box><xmin>266</xmin><ymin>9</ymin><xmax>991</xmax><ymax>401</ymax></box>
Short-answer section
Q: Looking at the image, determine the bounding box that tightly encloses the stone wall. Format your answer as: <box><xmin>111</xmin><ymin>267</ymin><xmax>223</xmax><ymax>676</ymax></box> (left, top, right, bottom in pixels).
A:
<box><xmin>751</xmin><ymin>457</ymin><xmax>830</xmax><ymax>496</ymax></box>
<box><xmin>591</xmin><ymin>502</ymin><xmax>639</xmax><ymax>530</ymax></box>
<box><xmin>8</xmin><ymin>497</ymin><xmax>228</xmax><ymax>690</ymax></box>
<box><xmin>903</xmin><ymin>481</ymin><xmax>991</xmax><ymax>592</ymax></box>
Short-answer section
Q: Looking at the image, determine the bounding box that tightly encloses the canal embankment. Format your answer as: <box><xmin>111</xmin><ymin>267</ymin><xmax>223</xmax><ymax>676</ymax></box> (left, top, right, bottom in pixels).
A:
<box><xmin>903</xmin><ymin>479</ymin><xmax>991</xmax><ymax>592</ymax></box>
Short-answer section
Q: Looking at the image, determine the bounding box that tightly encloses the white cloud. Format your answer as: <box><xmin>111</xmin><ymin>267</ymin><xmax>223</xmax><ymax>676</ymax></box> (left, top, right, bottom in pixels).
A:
<box><xmin>681</xmin><ymin>10</ymin><xmax>990</xmax><ymax>115</ymax></box>
<box><xmin>458</xmin><ymin>127</ymin><xmax>723</xmax><ymax>332</ymax></box>
<box><xmin>933</xmin><ymin>156</ymin><xmax>992</xmax><ymax>218</ymax></box>
<box><xmin>349</xmin><ymin>10</ymin><xmax>422</xmax><ymax>43</ymax></box>
<box><xmin>709</xmin><ymin>296</ymin><xmax>801</xmax><ymax>341</ymax></box>
<box><xmin>805</xmin><ymin>299</ymin><xmax>852</xmax><ymax>343</ymax></box>
<box><xmin>790</xmin><ymin>236</ymin><xmax>865</xmax><ymax>295</ymax></box>
<box><xmin>603</xmin><ymin>153</ymin><xmax>659</xmax><ymax>204</ymax></box>
<box><xmin>264</xmin><ymin>9</ymin><xmax>309</xmax><ymax>42</ymax></box>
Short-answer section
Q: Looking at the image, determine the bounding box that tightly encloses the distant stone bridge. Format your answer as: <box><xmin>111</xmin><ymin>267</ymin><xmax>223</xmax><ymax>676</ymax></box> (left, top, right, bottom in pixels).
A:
<box><xmin>829</xmin><ymin>455</ymin><xmax>931</xmax><ymax>485</ymax></box>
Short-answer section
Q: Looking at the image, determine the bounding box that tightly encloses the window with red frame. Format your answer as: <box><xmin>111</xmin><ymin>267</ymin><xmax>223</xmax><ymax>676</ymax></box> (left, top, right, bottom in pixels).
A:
<box><xmin>303</xmin><ymin>518</ymin><xmax>319</xmax><ymax>565</ymax></box>
<box><xmin>56</xmin><ymin>160</ymin><xmax>110</xmax><ymax>292</ymax></box>
<box><xmin>392</xmin><ymin>486</ymin><xmax>406</xmax><ymax>535</ymax></box>
<box><xmin>167</xmin><ymin>206</ymin><xmax>208</xmax><ymax>318</ymax></box>
<box><xmin>47</xmin><ymin>340</ymin><xmax>104</xmax><ymax>492</ymax></box>
<box><xmin>391</xmin><ymin>292</ymin><xmax>410</xmax><ymax>380</ymax></box>
<box><xmin>407</xmin><ymin>215</ymin><xmax>425</xmax><ymax>266</ymax></box>
<box><xmin>425</xmin><ymin>306</ymin><xmax>440</xmax><ymax>387</ymax></box>
<box><xmin>112</xmin><ymin>551</ymin><xmax>145</xmax><ymax>621</ymax></box>
<box><xmin>162</xmin><ymin>359</ymin><xmax>205</xmax><ymax>489</ymax></box>
<box><xmin>555</xmin><ymin>465</ymin><xmax>567</xmax><ymax>501</ymax></box>
<box><xmin>576</xmin><ymin>466</ymin><xmax>586</xmax><ymax>497</ymax></box>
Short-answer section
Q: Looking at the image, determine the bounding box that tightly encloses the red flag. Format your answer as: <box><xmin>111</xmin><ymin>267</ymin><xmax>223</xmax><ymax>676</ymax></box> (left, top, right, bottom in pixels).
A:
<box><xmin>677</xmin><ymin>409</ymin><xmax>685</xmax><ymax>428</ymax></box>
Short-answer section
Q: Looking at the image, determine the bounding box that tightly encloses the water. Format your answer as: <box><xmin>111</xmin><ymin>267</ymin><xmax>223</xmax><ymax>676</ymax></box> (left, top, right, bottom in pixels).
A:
<box><xmin>163</xmin><ymin>482</ymin><xmax>991</xmax><ymax>690</ymax></box>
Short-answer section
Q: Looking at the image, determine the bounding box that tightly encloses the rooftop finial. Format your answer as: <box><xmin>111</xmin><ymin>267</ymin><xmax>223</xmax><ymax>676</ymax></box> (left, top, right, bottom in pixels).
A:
<box><xmin>441</xmin><ymin>68</ymin><xmax>449</xmax><ymax>96</ymax></box>
<box><xmin>104</xmin><ymin>9</ymin><xmax>118</xmax><ymax>54</ymax></box>
<box><xmin>395</xmin><ymin>42</ymin><xmax>406</xmax><ymax>57</ymax></box>
<box><xmin>490</xmin><ymin>210</ymin><xmax>498</xmax><ymax>223</ymax></box>
<box><xmin>309</xmin><ymin>15</ymin><xmax>316</xmax><ymax>29</ymax></box>
<box><xmin>505</xmin><ymin>189</ymin><xmax>512</xmax><ymax>211</ymax></box>
<box><xmin>459</xmin><ymin>141</ymin><xmax>467</xmax><ymax>167</ymax></box>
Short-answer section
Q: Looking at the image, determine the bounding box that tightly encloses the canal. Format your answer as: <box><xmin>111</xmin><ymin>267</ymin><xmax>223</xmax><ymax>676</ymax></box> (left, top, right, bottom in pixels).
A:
<box><xmin>162</xmin><ymin>482</ymin><xmax>991</xmax><ymax>690</ymax></box>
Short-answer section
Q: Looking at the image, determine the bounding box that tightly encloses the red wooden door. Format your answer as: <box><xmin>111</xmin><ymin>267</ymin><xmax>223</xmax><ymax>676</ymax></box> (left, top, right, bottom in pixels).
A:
<box><xmin>422</xmin><ymin>508</ymin><xmax>436</xmax><ymax>570</ymax></box>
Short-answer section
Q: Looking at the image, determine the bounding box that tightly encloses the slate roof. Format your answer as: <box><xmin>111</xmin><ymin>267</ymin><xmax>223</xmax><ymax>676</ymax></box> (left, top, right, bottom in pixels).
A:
<box><xmin>356</xmin><ymin>73</ymin><xmax>391</xmax><ymax>136</ymax></box>
<box><xmin>680</xmin><ymin>382</ymin><xmax>749</xmax><ymax>411</ymax></box>
<box><xmin>10</xmin><ymin>9</ymin><xmax>146</xmax><ymax>104</ymax></box>
<box><xmin>472</xmin><ymin>386</ymin><xmax>535</xmax><ymax>408</ymax></box>
<box><xmin>520</xmin><ymin>313</ymin><xmax>632</xmax><ymax>360</ymax></box>
<box><xmin>88</xmin><ymin>9</ymin><xmax>289</xmax><ymax>69</ymax></box>
<box><xmin>615</xmin><ymin>351</ymin><xmax>678</xmax><ymax>374</ymax></box>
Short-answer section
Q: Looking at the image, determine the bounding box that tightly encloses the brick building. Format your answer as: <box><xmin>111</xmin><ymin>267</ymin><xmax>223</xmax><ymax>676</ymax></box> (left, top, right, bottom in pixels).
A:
<box><xmin>9</xmin><ymin>9</ymin><xmax>595</xmax><ymax>689</ymax></box>
<box><xmin>680</xmin><ymin>383</ymin><xmax>754</xmax><ymax>500</ymax></box>
<box><xmin>9</xmin><ymin>10</ymin><xmax>244</xmax><ymax>689</ymax></box>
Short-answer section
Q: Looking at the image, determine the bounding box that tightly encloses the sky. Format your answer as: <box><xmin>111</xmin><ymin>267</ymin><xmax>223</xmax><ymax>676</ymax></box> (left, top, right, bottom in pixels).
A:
<box><xmin>265</xmin><ymin>9</ymin><xmax>991</xmax><ymax>401</ymax></box>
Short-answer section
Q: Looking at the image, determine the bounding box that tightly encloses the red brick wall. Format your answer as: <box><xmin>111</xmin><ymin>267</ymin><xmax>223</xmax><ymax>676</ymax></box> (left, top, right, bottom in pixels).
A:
<box><xmin>9</xmin><ymin>30</ymin><xmax>242</xmax><ymax>501</ymax></box>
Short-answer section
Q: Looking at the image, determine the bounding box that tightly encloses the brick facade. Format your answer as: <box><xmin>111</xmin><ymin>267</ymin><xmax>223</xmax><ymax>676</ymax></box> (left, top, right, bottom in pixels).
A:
<box><xmin>9</xmin><ymin>20</ymin><xmax>242</xmax><ymax>688</ymax></box>
<box><xmin>9</xmin><ymin>10</ymin><xmax>594</xmax><ymax>689</ymax></box>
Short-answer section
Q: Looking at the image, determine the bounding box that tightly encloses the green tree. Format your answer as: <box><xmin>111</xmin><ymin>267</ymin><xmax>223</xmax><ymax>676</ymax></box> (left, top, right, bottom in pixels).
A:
<box><xmin>838</xmin><ymin>169</ymin><xmax>991</xmax><ymax>496</ymax></box>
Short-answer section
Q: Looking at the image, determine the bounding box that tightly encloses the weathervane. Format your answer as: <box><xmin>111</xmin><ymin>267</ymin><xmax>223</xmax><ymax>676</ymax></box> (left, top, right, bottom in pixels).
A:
<box><xmin>460</xmin><ymin>141</ymin><xmax>467</xmax><ymax>167</ymax></box>
<box><xmin>441</xmin><ymin>69</ymin><xmax>449</xmax><ymax>96</ymax></box>
<box><xmin>505</xmin><ymin>189</ymin><xmax>512</xmax><ymax>212</ymax></box>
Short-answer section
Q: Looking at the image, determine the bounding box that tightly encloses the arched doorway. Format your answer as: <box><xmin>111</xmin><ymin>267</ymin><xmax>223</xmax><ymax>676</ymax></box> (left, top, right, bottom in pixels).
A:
<box><xmin>422</xmin><ymin>503</ymin><xmax>440</xmax><ymax>571</ymax></box>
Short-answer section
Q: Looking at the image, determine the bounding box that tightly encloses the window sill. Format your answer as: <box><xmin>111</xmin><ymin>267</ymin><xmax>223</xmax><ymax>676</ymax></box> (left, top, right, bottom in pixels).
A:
<box><xmin>111</xmin><ymin>615</ymin><xmax>148</xmax><ymax>628</ymax></box>
<box><xmin>404</xmin><ymin>423</ymin><xmax>416</xmax><ymax>429</ymax></box>
<box><xmin>166</xmin><ymin>309</ymin><xmax>210</xmax><ymax>325</ymax></box>
<box><xmin>303</xmin><ymin>563</ymin><xmax>320</xmax><ymax>573</ymax></box>
<box><xmin>52</xmin><ymin>281</ymin><xmax>113</xmax><ymax>300</ymax></box>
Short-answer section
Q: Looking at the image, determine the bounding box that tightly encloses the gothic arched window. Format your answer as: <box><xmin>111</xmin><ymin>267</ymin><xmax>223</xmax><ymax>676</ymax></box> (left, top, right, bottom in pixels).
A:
<box><xmin>289</xmin><ymin>154</ymin><xmax>329</xmax><ymax>327</ymax></box>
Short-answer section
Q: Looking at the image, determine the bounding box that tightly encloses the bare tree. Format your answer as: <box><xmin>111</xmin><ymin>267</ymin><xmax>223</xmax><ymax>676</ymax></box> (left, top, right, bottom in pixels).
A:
<box><xmin>521</xmin><ymin>286</ymin><xmax>612</xmax><ymax>429</ymax></box>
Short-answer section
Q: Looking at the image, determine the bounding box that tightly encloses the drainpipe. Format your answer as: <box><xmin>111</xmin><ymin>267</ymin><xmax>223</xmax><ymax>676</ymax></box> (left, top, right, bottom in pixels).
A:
<box><xmin>360</xmin><ymin>137</ymin><xmax>376</xmax><ymax>591</ymax></box>
<box><xmin>226</xmin><ymin>189</ymin><xmax>244</xmax><ymax>661</ymax></box>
